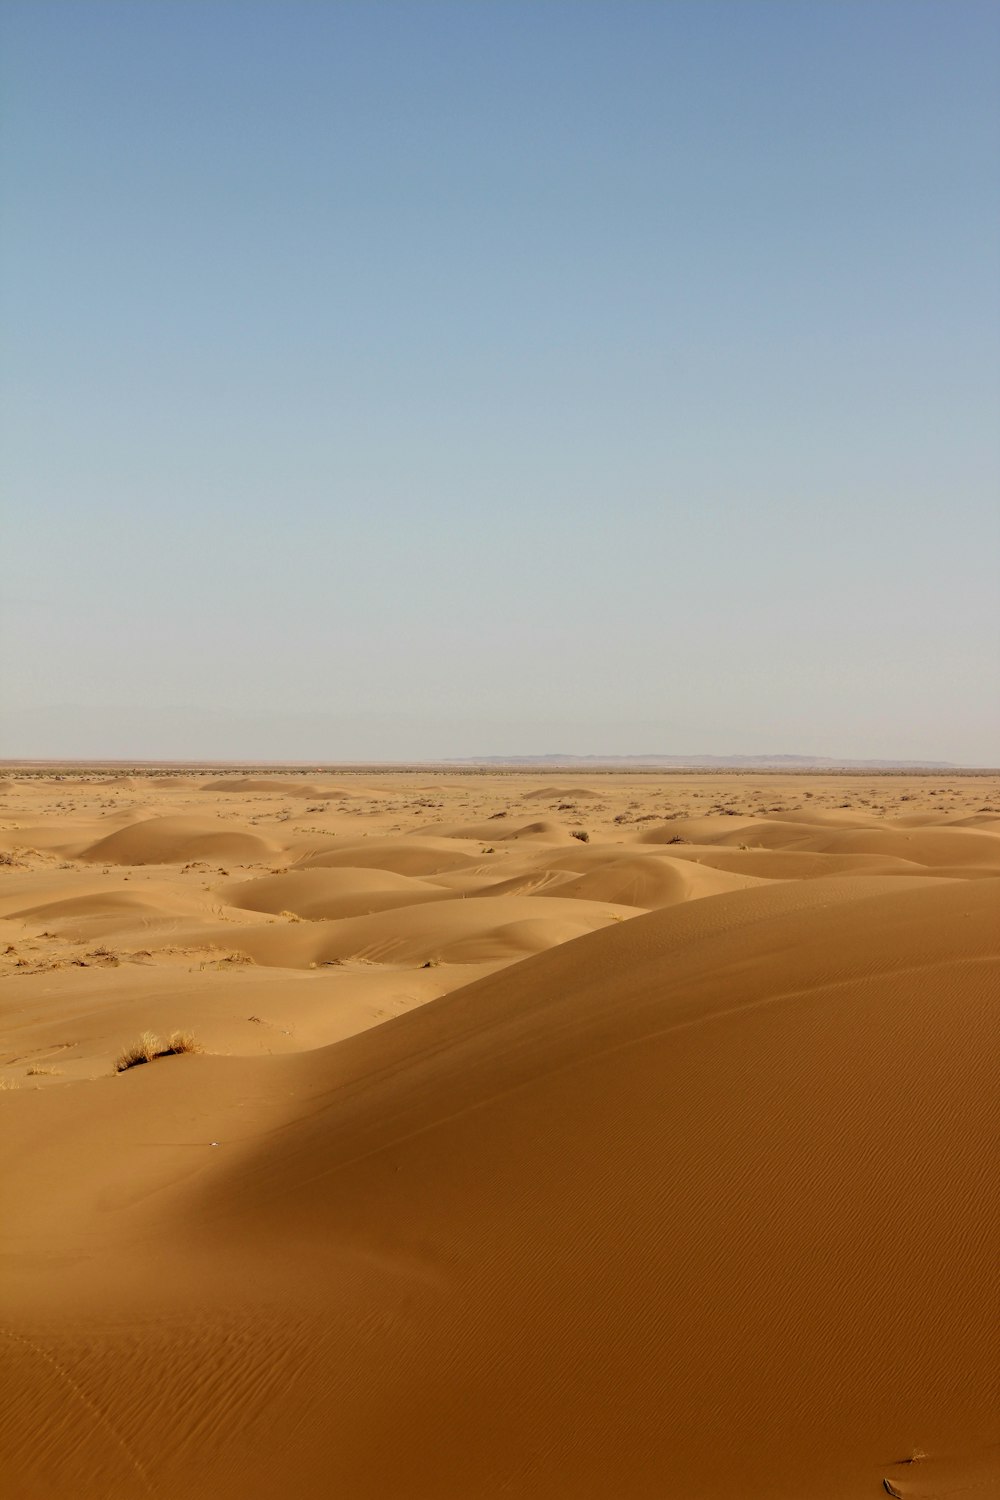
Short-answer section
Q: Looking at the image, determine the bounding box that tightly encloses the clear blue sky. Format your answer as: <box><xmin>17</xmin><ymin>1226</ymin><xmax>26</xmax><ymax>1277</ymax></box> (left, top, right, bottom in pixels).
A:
<box><xmin>3</xmin><ymin>0</ymin><xmax>998</xmax><ymax>762</ymax></box>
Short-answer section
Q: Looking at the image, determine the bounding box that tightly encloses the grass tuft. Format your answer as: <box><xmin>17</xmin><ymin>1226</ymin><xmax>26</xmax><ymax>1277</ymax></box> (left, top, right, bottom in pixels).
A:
<box><xmin>114</xmin><ymin>1030</ymin><xmax>201</xmax><ymax>1073</ymax></box>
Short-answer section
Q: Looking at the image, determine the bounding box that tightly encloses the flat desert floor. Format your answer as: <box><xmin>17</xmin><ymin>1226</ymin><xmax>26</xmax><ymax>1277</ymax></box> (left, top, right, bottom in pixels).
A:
<box><xmin>1</xmin><ymin>768</ymin><xmax>998</xmax><ymax>1499</ymax></box>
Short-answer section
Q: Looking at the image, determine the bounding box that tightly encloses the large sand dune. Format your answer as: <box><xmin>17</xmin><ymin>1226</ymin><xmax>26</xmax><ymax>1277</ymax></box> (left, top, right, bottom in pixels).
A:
<box><xmin>1</xmin><ymin>769</ymin><xmax>998</xmax><ymax>1498</ymax></box>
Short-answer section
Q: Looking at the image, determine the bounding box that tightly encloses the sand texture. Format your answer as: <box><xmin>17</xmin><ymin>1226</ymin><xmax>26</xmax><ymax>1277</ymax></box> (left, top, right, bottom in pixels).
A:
<box><xmin>2</xmin><ymin>769</ymin><xmax>998</xmax><ymax>1498</ymax></box>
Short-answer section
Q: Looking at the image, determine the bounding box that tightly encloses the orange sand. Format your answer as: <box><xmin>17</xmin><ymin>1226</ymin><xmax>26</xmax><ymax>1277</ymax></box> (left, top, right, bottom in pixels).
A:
<box><xmin>2</xmin><ymin>769</ymin><xmax>998</xmax><ymax>1497</ymax></box>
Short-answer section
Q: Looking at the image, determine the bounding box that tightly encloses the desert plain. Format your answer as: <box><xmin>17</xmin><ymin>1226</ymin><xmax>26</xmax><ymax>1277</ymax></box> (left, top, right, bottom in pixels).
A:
<box><xmin>1</xmin><ymin>765</ymin><xmax>998</xmax><ymax>1498</ymax></box>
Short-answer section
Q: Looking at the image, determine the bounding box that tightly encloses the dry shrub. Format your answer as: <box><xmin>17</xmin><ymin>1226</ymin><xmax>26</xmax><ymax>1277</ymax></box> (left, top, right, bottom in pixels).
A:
<box><xmin>163</xmin><ymin>1030</ymin><xmax>199</xmax><ymax>1056</ymax></box>
<box><xmin>114</xmin><ymin>1030</ymin><xmax>201</xmax><ymax>1073</ymax></box>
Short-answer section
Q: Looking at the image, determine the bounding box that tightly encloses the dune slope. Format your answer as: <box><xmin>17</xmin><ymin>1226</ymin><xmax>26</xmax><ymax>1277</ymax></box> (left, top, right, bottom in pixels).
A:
<box><xmin>2</xmin><ymin>869</ymin><xmax>997</xmax><ymax>1499</ymax></box>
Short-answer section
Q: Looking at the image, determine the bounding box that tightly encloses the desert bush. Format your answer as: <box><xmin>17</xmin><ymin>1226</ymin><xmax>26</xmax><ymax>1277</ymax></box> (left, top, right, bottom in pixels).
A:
<box><xmin>570</xmin><ymin>829</ymin><xmax>590</xmax><ymax>843</ymax></box>
<box><xmin>114</xmin><ymin>1030</ymin><xmax>201</xmax><ymax>1073</ymax></box>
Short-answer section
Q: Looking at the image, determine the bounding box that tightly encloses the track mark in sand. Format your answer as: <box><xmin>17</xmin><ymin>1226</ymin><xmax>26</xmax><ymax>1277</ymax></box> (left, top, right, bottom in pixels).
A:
<box><xmin>0</xmin><ymin>1326</ymin><xmax>155</xmax><ymax>1494</ymax></box>
<box><xmin>881</xmin><ymin>1445</ymin><xmax>1000</xmax><ymax>1498</ymax></box>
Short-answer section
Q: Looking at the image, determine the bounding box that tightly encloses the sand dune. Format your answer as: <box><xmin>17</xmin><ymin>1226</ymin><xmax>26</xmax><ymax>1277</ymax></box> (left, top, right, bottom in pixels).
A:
<box><xmin>522</xmin><ymin>784</ymin><xmax>604</xmax><ymax>800</ymax></box>
<box><xmin>222</xmin><ymin>866</ymin><xmax>452</xmax><ymax>920</ymax></box>
<box><xmin>786</xmin><ymin>823</ymin><xmax>1000</xmax><ymax>865</ymax></box>
<box><xmin>201</xmin><ymin>777</ymin><xmax>355</xmax><ymax>798</ymax></box>
<box><xmin>638</xmin><ymin>810</ymin><xmax>1000</xmax><ymax>869</ymax></box>
<box><xmin>294</xmin><ymin>836</ymin><xmax>496</xmax><ymax>876</ymax></box>
<box><xmin>421</xmin><ymin>815</ymin><xmax>579</xmax><ymax>843</ymax></box>
<box><xmin>162</xmin><ymin>893</ymin><xmax>635</xmax><ymax>969</ymax></box>
<box><xmin>74</xmin><ymin>814</ymin><xmax>277</xmax><ymax>865</ymax></box>
<box><xmin>10</xmin><ymin>887</ymin><xmax>197</xmax><ymax>927</ymax></box>
<box><xmin>664</xmin><ymin>845</ymin><xmax>937</xmax><ymax>879</ymax></box>
<box><xmin>639</xmin><ymin>813</ymin><xmax>764</xmax><ymax>842</ymax></box>
<box><xmin>2</xmin><ymin>768</ymin><xmax>998</xmax><ymax>1498</ymax></box>
<box><xmin>527</xmin><ymin>848</ymin><xmax>772</xmax><ymax>906</ymax></box>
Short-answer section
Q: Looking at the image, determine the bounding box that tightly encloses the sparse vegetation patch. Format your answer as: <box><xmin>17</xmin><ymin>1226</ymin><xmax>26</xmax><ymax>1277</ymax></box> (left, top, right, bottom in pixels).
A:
<box><xmin>114</xmin><ymin>1030</ymin><xmax>201</xmax><ymax>1073</ymax></box>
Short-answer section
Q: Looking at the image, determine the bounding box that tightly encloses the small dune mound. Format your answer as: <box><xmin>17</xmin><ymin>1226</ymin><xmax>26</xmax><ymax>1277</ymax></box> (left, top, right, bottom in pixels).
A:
<box><xmin>10</xmin><ymin>891</ymin><xmax>175</xmax><ymax>924</ymax></box>
<box><xmin>155</xmin><ymin>894</ymin><xmax>628</xmax><ymax>971</ymax></box>
<box><xmin>302</xmin><ymin>895</ymin><xmax>627</xmax><ymax>967</ymax></box>
<box><xmin>200</xmin><ymin>777</ymin><xmax>315</xmax><ymax>794</ymax></box>
<box><xmin>286</xmin><ymin>787</ymin><xmax>353</xmax><ymax>800</ymax></box>
<box><xmin>294</xmin><ymin>838</ymin><xmax>489</xmax><ymax>878</ymax></box>
<box><xmin>201</xmin><ymin>778</ymin><xmax>353</xmax><ymax>799</ymax></box>
<box><xmin>442</xmin><ymin>914</ymin><xmax>606</xmax><ymax>962</ymax></box>
<box><xmin>755</xmin><ymin>807</ymin><xmax>886</xmax><ymax>828</ymax></box>
<box><xmin>522</xmin><ymin>785</ymin><xmax>603</xmax><ymax>801</ymax></box>
<box><xmin>75</xmin><ymin>816</ymin><xmax>275</xmax><ymax>866</ymax></box>
<box><xmin>469</xmin><ymin>869</ymin><xmax>584</xmax><ymax>898</ymax></box>
<box><xmin>638</xmin><ymin>815</ymin><xmax>764</xmax><ymax>844</ymax></box>
<box><xmin>533</xmin><ymin>853</ymin><xmax>768</xmax><ymax>908</ymax></box>
<box><xmin>659</xmin><ymin>847</ymin><xmax>931</xmax><ymax>880</ymax></box>
<box><xmin>790</xmin><ymin>824</ymin><xmax>1000</xmax><ymax>869</ymax></box>
<box><xmin>425</xmin><ymin>817</ymin><xmax>575</xmax><ymax>844</ymax></box>
<box><xmin>222</xmin><ymin>868</ymin><xmax>450</xmax><ymax>921</ymax></box>
<box><xmin>496</xmin><ymin>818</ymin><xmax>578</xmax><ymax>841</ymax></box>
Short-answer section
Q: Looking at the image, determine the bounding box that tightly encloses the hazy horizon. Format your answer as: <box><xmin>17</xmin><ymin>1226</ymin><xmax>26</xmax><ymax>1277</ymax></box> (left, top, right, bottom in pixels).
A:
<box><xmin>3</xmin><ymin>1</ymin><xmax>999</xmax><ymax>764</ymax></box>
<box><xmin>0</xmin><ymin>702</ymin><xmax>989</xmax><ymax>768</ymax></box>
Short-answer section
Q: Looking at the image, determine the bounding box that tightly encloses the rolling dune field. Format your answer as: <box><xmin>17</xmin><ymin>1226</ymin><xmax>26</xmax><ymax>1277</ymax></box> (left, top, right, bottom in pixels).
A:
<box><xmin>1</xmin><ymin>768</ymin><xmax>998</xmax><ymax>1498</ymax></box>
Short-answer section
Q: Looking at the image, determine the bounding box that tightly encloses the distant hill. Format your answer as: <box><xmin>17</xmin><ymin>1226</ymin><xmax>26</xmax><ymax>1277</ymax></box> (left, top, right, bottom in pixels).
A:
<box><xmin>445</xmin><ymin>754</ymin><xmax>962</xmax><ymax>770</ymax></box>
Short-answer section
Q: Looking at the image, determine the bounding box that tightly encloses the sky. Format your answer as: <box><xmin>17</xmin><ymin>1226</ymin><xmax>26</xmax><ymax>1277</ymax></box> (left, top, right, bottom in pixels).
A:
<box><xmin>2</xmin><ymin>0</ymin><xmax>998</xmax><ymax>763</ymax></box>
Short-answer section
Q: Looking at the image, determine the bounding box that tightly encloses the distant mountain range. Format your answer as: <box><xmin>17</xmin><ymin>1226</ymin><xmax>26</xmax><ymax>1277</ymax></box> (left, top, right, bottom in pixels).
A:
<box><xmin>445</xmin><ymin>754</ymin><xmax>962</xmax><ymax>770</ymax></box>
<box><xmin>2</xmin><ymin>754</ymin><xmax>974</xmax><ymax>772</ymax></box>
